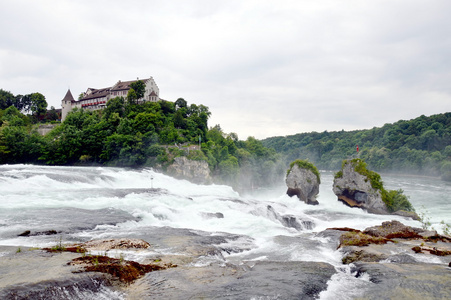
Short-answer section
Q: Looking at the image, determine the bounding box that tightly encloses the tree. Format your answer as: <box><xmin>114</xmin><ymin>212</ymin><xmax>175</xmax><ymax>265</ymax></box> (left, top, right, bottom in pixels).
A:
<box><xmin>126</xmin><ymin>88</ymin><xmax>138</xmax><ymax>105</ymax></box>
<box><xmin>103</xmin><ymin>97</ymin><xmax>125</xmax><ymax>119</ymax></box>
<box><xmin>29</xmin><ymin>92</ymin><xmax>47</xmax><ymax>120</ymax></box>
<box><xmin>175</xmin><ymin>98</ymin><xmax>187</xmax><ymax>110</ymax></box>
<box><xmin>0</xmin><ymin>89</ymin><xmax>15</xmax><ymax>110</ymax></box>
<box><xmin>129</xmin><ymin>80</ymin><xmax>146</xmax><ymax>100</ymax></box>
<box><xmin>47</xmin><ymin>106</ymin><xmax>59</xmax><ymax>121</ymax></box>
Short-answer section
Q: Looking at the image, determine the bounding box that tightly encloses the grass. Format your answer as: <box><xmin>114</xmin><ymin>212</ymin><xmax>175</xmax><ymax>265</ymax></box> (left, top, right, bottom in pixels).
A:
<box><xmin>51</xmin><ymin>236</ymin><xmax>66</xmax><ymax>252</ymax></box>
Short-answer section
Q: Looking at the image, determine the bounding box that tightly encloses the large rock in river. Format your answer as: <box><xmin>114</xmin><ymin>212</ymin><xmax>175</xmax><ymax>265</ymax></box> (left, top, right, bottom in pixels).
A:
<box><xmin>286</xmin><ymin>160</ymin><xmax>320</xmax><ymax>205</ymax></box>
<box><xmin>333</xmin><ymin>159</ymin><xmax>387</xmax><ymax>214</ymax></box>
<box><xmin>332</xmin><ymin>159</ymin><xmax>419</xmax><ymax>220</ymax></box>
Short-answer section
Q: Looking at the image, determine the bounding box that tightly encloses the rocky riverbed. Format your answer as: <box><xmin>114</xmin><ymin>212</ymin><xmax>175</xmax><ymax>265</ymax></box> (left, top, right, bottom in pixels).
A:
<box><xmin>1</xmin><ymin>221</ymin><xmax>450</xmax><ymax>299</ymax></box>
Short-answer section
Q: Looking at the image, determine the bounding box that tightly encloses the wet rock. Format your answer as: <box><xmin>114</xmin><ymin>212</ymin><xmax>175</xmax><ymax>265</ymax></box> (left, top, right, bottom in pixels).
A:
<box><xmin>411</xmin><ymin>246</ymin><xmax>451</xmax><ymax>256</ymax></box>
<box><xmin>18</xmin><ymin>230</ymin><xmax>31</xmax><ymax>236</ymax></box>
<box><xmin>200</xmin><ymin>212</ymin><xmax>224</xmax><ymax>219</ymax></box>
<box><xmin>363</xmin><ymin>220</ymin><xmax>435</xmax><ymax>239</ymax></box>
<box><xmin>286</xmin><ymin>161</ymin><xmax>320</xmax><ymax>205</ymax></box>
<box><xmin>80</xmin><ymin>238</ymin><xmax>151</xmax><ymax>251</ymax></box>
<box><xmin>10</xmin><ymin>207</ymin><xmax>139</xmax><ymax>235</ymax></box>
<box><xmin>342</xmin><ymin>249</ymin><xmax>387</xmax><ymax>264</ymax></box>
<box><xmin>267</xmin><ymin>205</ymin><xmax>315</xmax><ymax>230</ymax></box>
<box><xmin>0</xmin><ymin>247</ymin><xmax>120</xmax><ymax>299</ymax></box>
<box><xmin>353</xmin><ymin>262</ymin><xmax>451</xmax><ymax>299</ymax></box>
<box><xmin>18</xmin><ymin>230</ymin><xmax>59</xmax><ymax>237</ymax></box>
<box><xmin>69</xmin><ymin>255</ymin><xmax>172</xmax><ymax>284</ymax></box>
<box><xmin>391</xmin><ymin>209</ymin><xmax>421</xmax><ymax>221</ymax></box>
<box><xmin>0</xmin><ymin>275</ymin><xmax>118</xmax><ymax>300</ymax></box>
<box><xmin>129</xmin><ymin>261</ymin><xmax>335</xmax><ymax>299</ymax></box>
<box><xmin>338</xmin><ymin>231</ymin><xmax>392</xmax><ymax>248</ymax></box>
<box><xmin>384</xmin><ymin>253</ymin><xmax>419</xmax><ymax>264</ymax></box>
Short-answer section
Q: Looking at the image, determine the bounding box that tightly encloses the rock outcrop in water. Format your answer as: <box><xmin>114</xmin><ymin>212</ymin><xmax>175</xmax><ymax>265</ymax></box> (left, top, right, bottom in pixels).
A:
<box><xmin>286</xmin><ymin>160</ymin><xmax>320</xmax><ymax>205</ymax></box>
<box><xmin>333</xmin><ymin>159</ymin><xmax>387</xmax><ymax>214</ymax></box>
<box><xmin>333</xmin><ymin>159</ymin><xmax>419</xmax><ymax>219</ymax></box>
<box><xmin>166</xmin><ymin>156</ymin><xmax>212</xmax><ymax>184</ymax></box>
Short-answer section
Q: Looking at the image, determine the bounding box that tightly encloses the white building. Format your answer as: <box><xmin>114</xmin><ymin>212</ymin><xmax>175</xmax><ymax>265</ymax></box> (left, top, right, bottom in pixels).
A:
<box><xmin>61</xmin><ymin>77</ymin><xmax>160</xmax><ymax>121</ymax></box>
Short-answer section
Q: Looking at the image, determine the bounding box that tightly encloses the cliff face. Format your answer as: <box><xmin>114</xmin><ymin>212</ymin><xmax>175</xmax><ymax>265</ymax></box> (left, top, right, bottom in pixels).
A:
<box><xmin>166</xmin><ymin>156</ymin><xmax>212</xmax><ymax>184</ymax></box>
<box><xmin>286</xmin><ymin>163</ymin><xmax>320</xmax><ymax>205</ymax></box>
<box><xmin>332</xmin><ymin>161</ymin><xmax>387</xmax><ymax>214</ymax></box>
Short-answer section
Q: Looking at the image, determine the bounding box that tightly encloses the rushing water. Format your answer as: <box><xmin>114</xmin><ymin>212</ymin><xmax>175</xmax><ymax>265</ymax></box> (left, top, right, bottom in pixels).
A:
<box><xmin>0</xmin><ymin>165</ymin><xmax>450</xmax><ymax>299</ymax></box>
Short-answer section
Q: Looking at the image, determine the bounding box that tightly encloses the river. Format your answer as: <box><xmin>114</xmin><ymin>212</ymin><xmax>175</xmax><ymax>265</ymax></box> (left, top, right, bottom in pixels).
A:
<box><xmin>0</xmin><ymin>165</ymin><xmax>450</xmax><ymax>299</ymax></box>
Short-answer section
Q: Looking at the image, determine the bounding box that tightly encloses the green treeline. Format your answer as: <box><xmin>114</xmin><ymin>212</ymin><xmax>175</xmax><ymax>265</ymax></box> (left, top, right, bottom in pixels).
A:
<box><xmin>262</xmin><ymin>113</ymin><xmax>451</xmax><ymax>181</ymax></box>
<box><xmin>0</xmin><ymin>95</ymin><xmax>284</xmax><ymax>189</ymax></box>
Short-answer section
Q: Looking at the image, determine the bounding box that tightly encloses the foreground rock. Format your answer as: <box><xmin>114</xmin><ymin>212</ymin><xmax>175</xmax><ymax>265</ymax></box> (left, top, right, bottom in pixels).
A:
<box><xmin>0</xmin><ymin>229</ymin><xmax>338</xmax><ymax>299</ymax></box>
<box><xmin>286</xmin><ymin>160</ymin><xmax>320</xmax><ymax>205</ymax></box>
<box><xmin>333</xmin><ymin>159</ymin><xmax>419</xmax><ymax>219</ymax></box>
<box><xmin>353</xmin><ymin>262</ymin><xmax>451</xmax><ymax>299</ymax></box>
<box><xmin>128</xmin><ymin>261</ymin><xmax>335</xmax><ymax>299</ymax></box>
<box><xmin>363</xmin><ymin>220</ymin><xmax>438</xmax><ymax>239</ymax></box>
<box><xmin>0</xmin><ymin>246</ymin><xmax>122</xmax><ymax>299</ymax></box>
<box><xmin>325</xmin><ymin>221</ymin><xmax>451</xmax><ymax>299</ymax></box>
<box><xmin>331</xmin><ymin>220</ymin><xmax>451</xmax><ymax>268</ymax></box>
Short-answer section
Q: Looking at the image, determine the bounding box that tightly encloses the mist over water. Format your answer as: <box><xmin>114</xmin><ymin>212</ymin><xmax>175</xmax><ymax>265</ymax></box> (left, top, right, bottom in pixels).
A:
<box><xmin>0</xmin><ymin>165</ymin><xmax>450</xmax><ymax>298</ymax></box>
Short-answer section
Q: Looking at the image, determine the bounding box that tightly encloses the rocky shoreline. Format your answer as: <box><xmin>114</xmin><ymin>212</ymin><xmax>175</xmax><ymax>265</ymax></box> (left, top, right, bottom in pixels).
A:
<box><xmin>1</xmin><ymin>221</ymin><xmax>450</xmax><ymax>299</ymax></box>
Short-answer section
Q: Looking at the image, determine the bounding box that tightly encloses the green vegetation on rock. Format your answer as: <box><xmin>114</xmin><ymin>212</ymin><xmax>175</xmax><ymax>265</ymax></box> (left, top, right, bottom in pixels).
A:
<box><xmin>287</xmin><ymin>159</ymin><xmax>321</xmax><ymax>183</ymax></box>
<box><xmin>347</xmin><ymin>158</ymin><xmax>384</xmax><ymax>191</ymax></box>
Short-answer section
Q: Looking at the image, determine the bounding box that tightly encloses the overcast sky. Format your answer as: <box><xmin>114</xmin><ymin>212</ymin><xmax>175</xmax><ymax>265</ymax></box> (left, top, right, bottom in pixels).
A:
<box><xmin>1</xmin><ymin>0</ymin><xmax>450</xmax><ymax>139</ymax></box>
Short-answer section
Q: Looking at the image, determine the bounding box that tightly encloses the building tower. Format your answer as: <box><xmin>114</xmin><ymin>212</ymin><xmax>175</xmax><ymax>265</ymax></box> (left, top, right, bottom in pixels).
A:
<box><xmin>61</xmin><ymin>89</ymin><xmax>75</xmax><ymax>122</ymax></box>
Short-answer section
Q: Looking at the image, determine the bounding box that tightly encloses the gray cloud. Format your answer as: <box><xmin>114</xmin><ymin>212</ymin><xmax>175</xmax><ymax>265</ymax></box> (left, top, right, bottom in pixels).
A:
<box><xmin>1</xmin><ymin>0</ymin><xmax>450</xmax><ymax>139</ymax></box>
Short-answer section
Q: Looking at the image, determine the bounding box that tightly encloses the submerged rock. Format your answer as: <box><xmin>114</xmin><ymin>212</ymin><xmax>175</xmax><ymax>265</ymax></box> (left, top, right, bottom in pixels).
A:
<box><xmin>267</xmin><ymin>205</ymin><xmax>315</xmax><ymax>230</ymax></box>
<box><xmin>200</xmin><ymin>212</ymin><xmax>224</xmax><ymax>219</ymax></box>
<box><xmin>286</xmin><ymin>160</ymin><xmax>320</xmax><ymax>205</ymax></box>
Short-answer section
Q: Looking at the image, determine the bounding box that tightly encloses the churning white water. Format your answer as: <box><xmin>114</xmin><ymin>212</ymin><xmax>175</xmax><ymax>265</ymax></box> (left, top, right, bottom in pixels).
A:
<box><xmin>0</xmin><ymin>165</ymin><xmax>450</xmax><ymax>299</ymax></box>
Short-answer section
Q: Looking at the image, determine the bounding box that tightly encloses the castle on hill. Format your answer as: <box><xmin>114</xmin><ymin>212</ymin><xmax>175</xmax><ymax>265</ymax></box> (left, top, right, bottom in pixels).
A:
<box><xmin>61</xmin><ymin>77</ymin><xmax>160</xmax><ymax>121</ymax></box>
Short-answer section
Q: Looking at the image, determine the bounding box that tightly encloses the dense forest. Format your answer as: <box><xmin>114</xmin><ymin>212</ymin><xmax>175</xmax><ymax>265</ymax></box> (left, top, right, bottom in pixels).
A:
<box><xmin>262</xmin><ymin>113</ymin><xmax>451</xmax><ymax>181</ymax></box>
<box><xmin>0</xmin><ymin>90</ymin><xmax>283</xmax><ymax>189</ymax></box>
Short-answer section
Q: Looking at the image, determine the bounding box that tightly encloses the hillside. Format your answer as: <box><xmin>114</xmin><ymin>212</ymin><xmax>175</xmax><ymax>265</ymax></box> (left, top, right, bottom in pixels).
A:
<box><xmin>0</xmin><ymin>96</ymin><xmax>284</xmax><ymax>190</ymax></box>
<box><xmin>262</xmin><ymin>113</ymin><xmax>451</xmax><ymax>180</ymax></box>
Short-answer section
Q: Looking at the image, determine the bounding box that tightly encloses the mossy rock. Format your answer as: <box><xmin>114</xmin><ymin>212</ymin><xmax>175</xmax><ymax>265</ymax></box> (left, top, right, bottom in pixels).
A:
<box><xmin>287</xmin><ymin>159</ymin><xmax>320</xmax><ymax>184</ymax></box>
